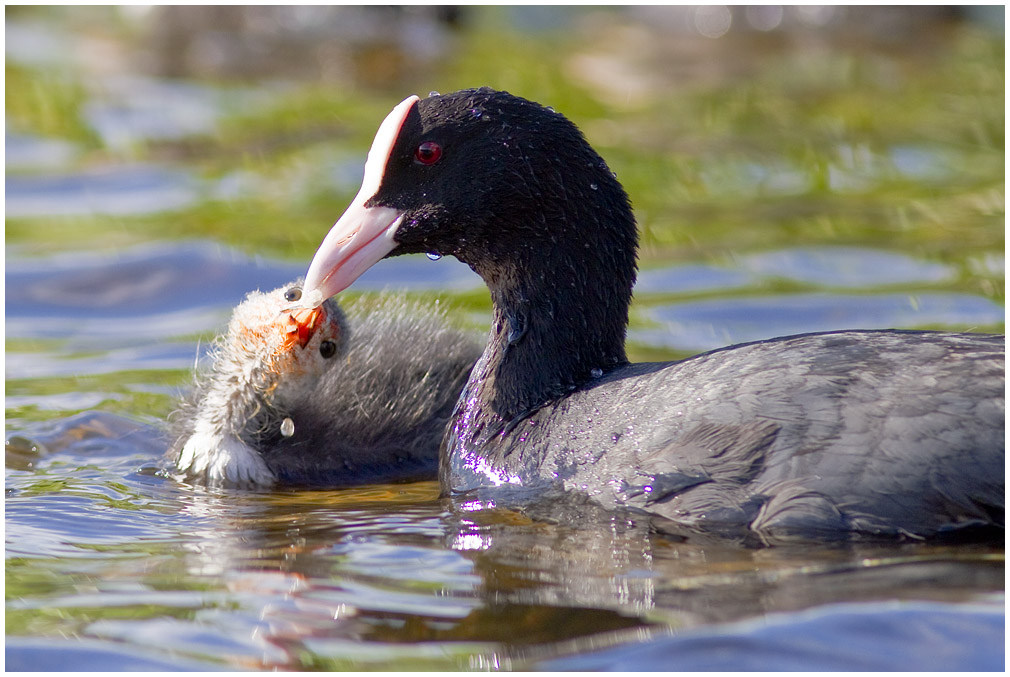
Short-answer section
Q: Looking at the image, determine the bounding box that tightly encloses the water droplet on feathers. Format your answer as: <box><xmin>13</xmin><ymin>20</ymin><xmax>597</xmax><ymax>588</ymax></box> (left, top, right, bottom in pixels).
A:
<box><xmin>281</xmin><ymin>418</ymin><xmax>295</xmax><ymax>437</ymax></box>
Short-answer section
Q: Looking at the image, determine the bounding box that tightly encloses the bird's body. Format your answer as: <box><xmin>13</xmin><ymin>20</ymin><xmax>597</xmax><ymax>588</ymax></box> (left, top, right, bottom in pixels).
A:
<box><xmin>171</xmin><ymin>284</ymin><xmax>479</xmax><ymax>487</ymax></box>
<box><xmin>446</xmin><ymin>329</ymin><xmax>1003</xmax><ymax>542</ymax></box>
<box><xmin>299</xmin><ymin>88</ymin><xmax>1004</xmax><ymax>541</ymax></box>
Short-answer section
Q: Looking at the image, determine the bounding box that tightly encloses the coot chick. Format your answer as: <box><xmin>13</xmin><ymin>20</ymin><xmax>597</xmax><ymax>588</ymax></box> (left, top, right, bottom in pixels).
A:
<box><xmin>171</xmin><ymin>283</ymin><xmax>479</xmax><ymax>488</ymax></box>
<box><xmin>299</xmin><ymin>88</ymin><xmax>1004</xmax><ymax>542</ymax></box>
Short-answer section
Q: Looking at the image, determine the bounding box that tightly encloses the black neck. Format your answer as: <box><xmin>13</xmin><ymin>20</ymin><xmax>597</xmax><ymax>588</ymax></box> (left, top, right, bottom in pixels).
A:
<box><xmin>462</xmin><ymin>183</ymin><xmax>637</xmax><ymax>433</ymax></box>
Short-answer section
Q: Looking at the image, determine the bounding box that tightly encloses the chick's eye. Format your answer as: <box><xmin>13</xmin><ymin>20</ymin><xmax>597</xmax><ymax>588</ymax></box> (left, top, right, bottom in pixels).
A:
<box><xmin>414</xmin><ymin>141</ymin><xmax>442</xmax><ymax>165</ymax></box>
<box><xmin>319</xmin><ymin>340</ymin><xmax>338</xmax><ymax>359</ymax></box>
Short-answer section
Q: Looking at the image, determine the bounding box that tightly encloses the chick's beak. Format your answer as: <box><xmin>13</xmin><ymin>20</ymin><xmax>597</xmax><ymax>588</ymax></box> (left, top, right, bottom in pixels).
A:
<box><xmin>283</xmin><ymin>306</ymin><xmax>323</xmax><ymax>351</ymax></box>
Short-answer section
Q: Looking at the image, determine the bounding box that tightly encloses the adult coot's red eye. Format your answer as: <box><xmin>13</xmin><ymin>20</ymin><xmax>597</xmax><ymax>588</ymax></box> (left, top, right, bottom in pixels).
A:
<box><xmin>414</xmin><ymin>141</ymin><xmax>442</xmax><ymax>165</ymax></box>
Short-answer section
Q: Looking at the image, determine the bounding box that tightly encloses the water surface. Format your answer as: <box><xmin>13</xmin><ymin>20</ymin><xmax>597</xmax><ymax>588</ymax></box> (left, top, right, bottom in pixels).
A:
<box><xmin>6</xmin><ymin>241</ymin><xmax>1003</xmax><ymax>671</ymax></box>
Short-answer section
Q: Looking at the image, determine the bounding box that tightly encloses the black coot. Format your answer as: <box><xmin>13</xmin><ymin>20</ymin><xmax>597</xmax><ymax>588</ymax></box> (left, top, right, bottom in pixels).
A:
<box><xmin>171</xmin><ymin>283</ymin><xmax>479</xmax><ymax>487</ymax></box>
<box><xmin>299</xmin><ymin>88</ymin><xmax>1004</xmax><ymax>542</ymax></box>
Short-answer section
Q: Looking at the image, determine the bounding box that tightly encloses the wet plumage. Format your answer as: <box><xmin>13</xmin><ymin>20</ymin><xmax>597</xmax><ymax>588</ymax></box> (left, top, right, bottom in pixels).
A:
<box><xmin>170</xmin><ymin>284</ymin><xmax>479</xmax><ymax>487</ymax></box>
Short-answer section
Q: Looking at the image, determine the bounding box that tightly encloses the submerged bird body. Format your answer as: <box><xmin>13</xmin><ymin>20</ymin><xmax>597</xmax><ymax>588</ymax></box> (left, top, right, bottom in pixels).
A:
<box><xmin>299</xmin><ymin>88</ymin><xmax>1004</xmax><ymax>541</ymax></box>
<box><xmin>171</xmin><ymin>284</ymin><xmax>478</xmax><ymax>487</ymax></box>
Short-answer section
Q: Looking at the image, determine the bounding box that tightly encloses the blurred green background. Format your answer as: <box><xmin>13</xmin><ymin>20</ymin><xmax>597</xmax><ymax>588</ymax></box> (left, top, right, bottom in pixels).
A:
<box><xmin>6</xmin><ymin>6</ymin><xmax>1003</xmax><ymax>266</ymax></box>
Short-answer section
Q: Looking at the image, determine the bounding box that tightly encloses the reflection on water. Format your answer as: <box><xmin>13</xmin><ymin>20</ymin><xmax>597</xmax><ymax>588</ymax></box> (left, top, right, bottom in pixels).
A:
<box><xmin>537</xmin><ymin>599</ymin><xmax>1004</xmax><ymax>671</ymax></box>
<box><xmin>6</xmin><ymin>242</ymin><xmax>303</xmax><ymax>324</ymax></box>
<box><xmin>635</xmin><ymin>262</ymin><xmax>755</xmax><ymax>294</ymax></box>
<box><xmin>6</xmin><ymin>409</ymin><xmax>1003</xmax><ymax>670</ymax></box>
<box><xmin>5</xmin><ymin>166</ymin><xmax>201</xmax><ymax>218</ymax></box>
<box><xmin>738</xmin><ymin>246</ymin><xmax>954</xmax><ymax>287</ymax></box>
<box><xmin>640</xmin><ymin>290</ymin><xmax>1004</xmax><ymax>352</ymax></box>
<box><xmin>635</xmin><ymin>245</ymin><xmax>962</xmax><ymax>313</ymax></box>
<box><xmin>5</xmin><ymin>132</ymin><xmax>80</xmax><ymax>172</ymax></box>
<box><xmin>5</xmin><ymin>5</ymin><xmax>1004</xmax><ymax>672</ymax></box>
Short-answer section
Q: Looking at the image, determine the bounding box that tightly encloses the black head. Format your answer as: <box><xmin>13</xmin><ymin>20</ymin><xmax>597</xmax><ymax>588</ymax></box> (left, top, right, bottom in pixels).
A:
<box><xmin>302</xmin><ymin>88</ymin><xmax>637</xmax><ymax>307</ymax></box>
<box><xmin>375</xmin><ymin>89</ymin><xmax>635</xmax><ymax>270</ymax></box>
<box><xmin>300</xmin><ymin>88</ymin><xmax>640</xmax><ymax>421</ymax></box>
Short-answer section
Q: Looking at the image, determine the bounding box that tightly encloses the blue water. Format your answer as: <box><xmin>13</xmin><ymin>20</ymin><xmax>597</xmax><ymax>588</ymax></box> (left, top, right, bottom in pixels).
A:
<box><xmin>5</xmin><ymin>241</ymin><xmax>1004</xmax><ymax>671</ymax></box>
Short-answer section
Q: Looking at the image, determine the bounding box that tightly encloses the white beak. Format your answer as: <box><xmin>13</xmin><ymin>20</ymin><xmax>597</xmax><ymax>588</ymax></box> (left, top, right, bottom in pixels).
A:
<box><xmin>301</xmin><ymin>95</ymin><xmax>420</xmax><ymax>308</ymax></box>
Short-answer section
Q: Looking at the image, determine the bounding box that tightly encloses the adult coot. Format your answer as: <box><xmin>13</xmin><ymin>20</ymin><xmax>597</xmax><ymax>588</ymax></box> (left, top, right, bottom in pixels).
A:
<box><xmin>171</xmin><ymin>283</ymin><xmax>479</xmax><ymax>487</ymax></box>
<box><xmin>299</xmin><ymin>88</ymin><xmax>1004</xmax><ymax>542</ymax></box>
